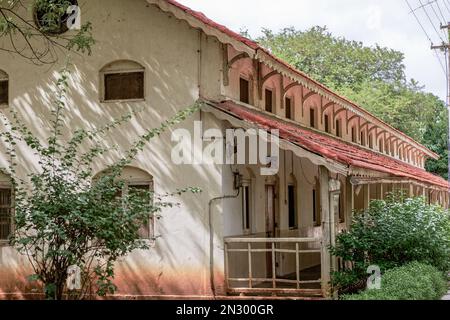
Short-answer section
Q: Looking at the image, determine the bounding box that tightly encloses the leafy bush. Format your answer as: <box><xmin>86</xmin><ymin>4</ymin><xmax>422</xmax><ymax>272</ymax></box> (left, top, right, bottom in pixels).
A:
<box><xmin>331</xmin><ymin>194</ymin><xmax>450</xmax><ymax>292</ymax></box>
<box><xmin>342</xmin><ymin>262</ymin><xmax>448</xmax><ymax>300</ymax></box>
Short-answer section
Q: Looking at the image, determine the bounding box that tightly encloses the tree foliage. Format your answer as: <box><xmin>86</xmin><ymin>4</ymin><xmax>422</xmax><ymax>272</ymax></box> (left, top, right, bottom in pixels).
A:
<box><xmin>257</xmin><ymin>26</ymin><xmax>448</xmax><ymax>178</ymax></box>
<box><xmin>330</xmin><ymin>194</ymin><xmax>450</xmax><ymax>293</ymax></box>
<box><xmin>0</xmin><ymin>68</ymin><xmax>201</xmax><ymax>299</ymax></box>
<box><xmin>342</xmin><ymin>262</ymin><xmax>448</xmax><ymax>300</ymax></box>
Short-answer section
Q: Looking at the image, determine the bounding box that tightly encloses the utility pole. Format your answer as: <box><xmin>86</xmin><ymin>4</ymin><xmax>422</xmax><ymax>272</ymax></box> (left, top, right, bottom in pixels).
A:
<box><xmin>432</xmin><ymin>23</ymin><xmax>450</xmax><ymax>187</ymax></box>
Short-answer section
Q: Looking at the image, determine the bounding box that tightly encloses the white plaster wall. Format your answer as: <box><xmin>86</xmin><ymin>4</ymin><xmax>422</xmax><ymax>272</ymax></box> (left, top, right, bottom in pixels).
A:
<box><xmin>0</xmin><ymin>0</ymin><xmax>227</xmax><ymax>297</ymax></box>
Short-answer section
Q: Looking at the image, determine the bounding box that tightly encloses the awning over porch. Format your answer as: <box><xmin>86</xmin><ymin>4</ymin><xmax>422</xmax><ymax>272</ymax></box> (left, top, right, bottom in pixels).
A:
<box><xmin>204</xmin><ymin>99</ymin><xmax>449</xmax><ymax>191</ymax></box>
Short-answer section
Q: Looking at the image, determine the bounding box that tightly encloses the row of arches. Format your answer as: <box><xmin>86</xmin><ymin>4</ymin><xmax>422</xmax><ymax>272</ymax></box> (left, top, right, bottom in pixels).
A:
<box><xmin>228</xmin><ymin>53</ymin><xmax>426</xmax><ymax>169</ymax></box>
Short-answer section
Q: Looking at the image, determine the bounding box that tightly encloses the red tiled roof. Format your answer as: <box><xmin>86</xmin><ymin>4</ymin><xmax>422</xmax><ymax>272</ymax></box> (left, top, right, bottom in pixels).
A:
<box><xmin>212</xmin><ymin>100</ymin><xmax>449</xmax><ymax>189</ymax></box>
<box><xmin>163</xmin><ymin>0</ymin><xmax>438</xmax><ymax>159</ymax></box>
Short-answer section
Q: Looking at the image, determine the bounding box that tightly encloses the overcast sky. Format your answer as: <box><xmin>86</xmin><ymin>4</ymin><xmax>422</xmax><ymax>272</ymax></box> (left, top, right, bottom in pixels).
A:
<box><xmin>180</xmin><ymin>0</ymin><xmax>449</xmax><ymax>102</ymax></box>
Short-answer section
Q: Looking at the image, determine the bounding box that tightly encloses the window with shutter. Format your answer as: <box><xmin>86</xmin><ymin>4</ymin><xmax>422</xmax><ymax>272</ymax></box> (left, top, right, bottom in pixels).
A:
<box><xmin>0</xmin><ymin>70</ymin><xmax>8</xmax><ymax>106</ymax></box>
<box><xmin>100</xmin><ymin>60</ymin><xmax>145</xmax><ymax>102</ymax></box>
<box><xmin>0</xmin><ymin>188</ymin><xmax>12</xmax><ymax>241</ymax></box>
<box><xmin>239</xmin><ymin>77</ymin><xmax>250</xmax><ymax>104</ymax></box>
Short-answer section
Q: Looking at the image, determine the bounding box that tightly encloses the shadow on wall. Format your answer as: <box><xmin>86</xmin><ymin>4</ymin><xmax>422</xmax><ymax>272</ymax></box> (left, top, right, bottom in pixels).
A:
<box><xmin>0</xmin><ymin>0</ymin><xmax>225</xmax><ymax>297</ymax></box>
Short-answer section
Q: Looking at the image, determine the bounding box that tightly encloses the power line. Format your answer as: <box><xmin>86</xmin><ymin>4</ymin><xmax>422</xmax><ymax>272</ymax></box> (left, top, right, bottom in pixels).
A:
<box><xmin>406</xmin><ymin>0</ymin><xmax>447</xmax><ymax>74</ymax></box>
<box><xmin>406</xmin><ymin>0</ymin><xmax>434</xmax><ymax>42</ymax></box>
<box><xmin>435</xmin><ymin>47</ymin><xmax>448</xmax><ymax>74</ymax></box>
<box><xmin>434</xmin><ymin>0</ymin><xmax>448</xmax><ymax>21</ymax></box>
<box><xmin>418</xmin><ymin>0</ymin><xmax>447</xmax><ymax>42</ymax></box>
<box><xmin>427</xmin><ymin>0</ymin><xmax>446</xmax><ymax>23</ymax></box>
<box><xmin>445</xmin><ymin>0</ymin><xmax>450</xmax><ymax>15</ymax></box>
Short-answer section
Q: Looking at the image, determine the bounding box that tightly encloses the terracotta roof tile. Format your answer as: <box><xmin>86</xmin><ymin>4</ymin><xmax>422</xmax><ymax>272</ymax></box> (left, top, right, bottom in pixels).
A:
<box><xmin>214</xmin><ymin>100</ymin><xmax>449</xmax><ymax>189</ymax></box>
<box><xmin>164</xmin><ymin>0</ymin><xmax>438</xmax><ymax>159</ymax></box>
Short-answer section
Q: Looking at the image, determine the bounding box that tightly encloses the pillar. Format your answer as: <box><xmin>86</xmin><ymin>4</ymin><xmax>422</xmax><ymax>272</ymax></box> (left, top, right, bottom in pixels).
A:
<box><xmin>319</xmin><ymin>166</ymin><xmax>331</xmax><ymax>298</ymax></box>
<box><xmin>345</xmin><ymin>177</ymin><xmax>354</xmax><ymax>228</ymax></box>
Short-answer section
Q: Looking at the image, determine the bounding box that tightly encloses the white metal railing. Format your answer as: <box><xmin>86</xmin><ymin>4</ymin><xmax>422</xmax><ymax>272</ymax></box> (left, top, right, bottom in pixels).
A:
<box><xmin>224</xmin><ymin>236</ymin><xmax>322</xmax><ymax>295</ymax></box>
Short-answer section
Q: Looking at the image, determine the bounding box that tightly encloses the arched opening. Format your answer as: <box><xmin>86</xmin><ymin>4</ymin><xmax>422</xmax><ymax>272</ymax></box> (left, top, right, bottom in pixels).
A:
<box><xmin>94</xmin><ymin>166</ymin><xmax>154</xmax><ymax>240</ymax></box>
<box><xmin>100</xmin><ymin>60</ymin><xmax>145</xmax><ymax>102</ymax></box>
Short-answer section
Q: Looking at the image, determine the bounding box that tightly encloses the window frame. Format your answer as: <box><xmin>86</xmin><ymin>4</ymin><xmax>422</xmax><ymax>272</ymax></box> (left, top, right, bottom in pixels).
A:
<box><xmin>100</xmin><ymin>62</ymin><xmax>146</xmax><ymax>103</ymax></box>
<box><xmin>335</xmin><ymin>118</ymin><xmax>342</xmax><ymax>138</ymax></box>
<box><xmin>285</xmin><ymin>96</ymin><xmax>293</xmax><ymax>120</ymax></box>
<box><xmin>265</xmin><ymin>88</ymin><xmax>274</xmax><ymax>113</ymax></box>
<box><xmin>241</xmin><ymin>180</ymin><xmax>252</xmax><ymax>234</ymax></box>
<box><xmin>312</xmin><ymin>187</ymin><xmax>321</xmax><ymax>227</ymax></box>
<box><xmin>351</xmin><ymin>127</ymin><xmax>357</xmax><ymax>143</ymax></box>
<box><xmin>0</xmin><ymin>185</ymin><xmax>14</xmax><ymax>245</ymax></box>
<box><xmin>310</xmin><ymin>108</ymin><xmax>316</xmax><ymax>128</ymax></box>
<box><xmin>239</xmin><ymin>76</ymin><xmax>251</xmax><ymax>105</ymax></box>
<box><xmin>0</xmin><ymin>70</ymin><xmax>8</xmax><ymax>107</ymax></box>
<box><xmin>123</xmin><ymin>180</ymin><xmax>155</xmax><ymax>241</ymax></box>
<box><xmin>324</xmin><ymin>114</ymin><xmax>330</xmax><ymax>133</ymax></box>
<box><xmin>287</xmin><ymin>184</ymin><xmax>298</xmax><ymax>230</ymax></box>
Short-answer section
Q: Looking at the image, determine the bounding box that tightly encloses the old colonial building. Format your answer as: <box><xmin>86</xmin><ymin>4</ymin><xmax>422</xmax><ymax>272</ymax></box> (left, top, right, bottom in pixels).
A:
<box><xmin>0</xmin><ymin>0</ymin><xmax>448</xmax><ymax>299</ymax></box>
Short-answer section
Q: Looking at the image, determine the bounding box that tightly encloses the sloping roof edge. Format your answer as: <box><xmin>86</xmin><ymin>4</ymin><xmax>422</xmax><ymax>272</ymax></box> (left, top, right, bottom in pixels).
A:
<box><xmin>148</xmin><ymin>0</ymin><xmax>439</xmax><ymax>160</ymax></box>
<box><xmin>207</xmin><ymin>99</ymin><xmax>449</xmax><ymax>190</ymax></box>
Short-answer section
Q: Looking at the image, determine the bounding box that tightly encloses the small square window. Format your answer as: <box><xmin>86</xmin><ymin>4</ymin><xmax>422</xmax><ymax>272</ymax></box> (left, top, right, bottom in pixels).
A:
<box><xmin>104</xmin><ymin>71</ymin><xmax>144</xmax><ymax>101</ymax></box>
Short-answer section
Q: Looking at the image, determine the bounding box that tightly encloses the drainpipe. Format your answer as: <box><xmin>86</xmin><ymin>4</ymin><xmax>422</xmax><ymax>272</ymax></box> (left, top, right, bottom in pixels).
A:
<box><xmin>208</xmin><ymin>187</ymin><xmax>240</xmax><ymax>298</ymax></box>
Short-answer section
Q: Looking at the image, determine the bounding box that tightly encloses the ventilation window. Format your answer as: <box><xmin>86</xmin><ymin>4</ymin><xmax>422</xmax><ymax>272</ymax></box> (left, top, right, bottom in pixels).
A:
<box><xmin>285</xmin><ymin>97</ymin><xmax>292</xmax><ymax>119</ymax></box>
<box><xmin>239</xmin><ymin>77</ymin><xmax>250</xmax><ymax>104</ymax></box>
<box><xmin>324</xmin><ymin>114</ymin><xmax>330</xmax><ymax>133</ymax></box>
<box><xmin>101</xmin><ymin>60</ymin><xmax>145</xmax><ymax>102</ymax></box>
<box><xmin>34</xmin><ymin>0</ymin><xmax>79</xmax><ymax>35</ymax></box>
<box><xmin>335</xmin><ymin>119</ymin><xmax>342</xmax><ymax>137</ymax></box>
<box><xmin>0</xmin><ymin>70</ymin><xmax>8</xmax><ymax>106</ymax></box>
<box><xmin>265</xmin><ymin>89</ymin><xmax>273</xmax><ymax>113</ymax></box>
<box><xmin>379</xmin><ymin>139</ymin><xmax>384</xmax><ymax>153</ymax></box>
<box><xmin>360</xmin><ymin>131</ymin><xmax>366</xmax><ymax>146</ymax></box>
<box><xmin>310</xmin><ymin>108</ymin><xmax>316</xmax><ymax>128</ymax></box>
<box><xmin>351</xmin><ymin>127</ymin><xmax>357</xmax><ymax>143</ymax></box>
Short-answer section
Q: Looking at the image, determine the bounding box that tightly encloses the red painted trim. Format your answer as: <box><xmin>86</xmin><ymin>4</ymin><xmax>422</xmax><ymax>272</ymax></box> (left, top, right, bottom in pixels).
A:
<box><xmin>164</xmin><ymin>0</ymin><xmax>438</xmax><ymax>159</ymax></box>
<box><xmin>213</xmin><ymin>100</ymin><xmax>449</xmax><ymax>190</ymax></box>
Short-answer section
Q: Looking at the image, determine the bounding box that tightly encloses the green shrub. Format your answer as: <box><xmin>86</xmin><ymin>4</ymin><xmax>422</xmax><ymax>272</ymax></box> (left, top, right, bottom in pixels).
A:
<box><xmin>331</xmin><ymin>194</ymin><xmax>450</xmax><ymax>292</ymax></box>
<box><xmin>342</xmin><ymin>262</ymin><xmax>448</xmax><ymax>300</ymax></box>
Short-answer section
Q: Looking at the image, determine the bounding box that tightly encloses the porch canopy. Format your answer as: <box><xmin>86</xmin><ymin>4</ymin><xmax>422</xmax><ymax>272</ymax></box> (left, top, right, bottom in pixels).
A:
<box><xmin>203</xmin><ymin>99</ymin><xmax>450</xmax><ymax>192</ymax></box>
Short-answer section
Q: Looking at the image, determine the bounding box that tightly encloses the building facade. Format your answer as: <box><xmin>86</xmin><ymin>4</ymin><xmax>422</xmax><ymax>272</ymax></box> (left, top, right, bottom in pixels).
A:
<box><xmin>0</xmin><ymin>0</ymin><xmax>448</xmax><ymax>299</ymax></box>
